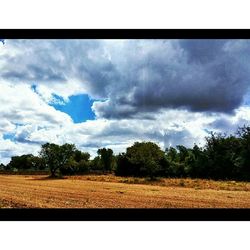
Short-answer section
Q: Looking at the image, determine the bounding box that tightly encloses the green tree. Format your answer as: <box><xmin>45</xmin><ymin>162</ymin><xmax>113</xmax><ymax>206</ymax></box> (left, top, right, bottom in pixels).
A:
<box><xmin>188</xmin><ymin>144</ymin><xmax>207</xmax><ymax>178</ymax></box>
<box><xmin>8</xmin><ymin>154</ymin><xmax>34</xmax><ymax>171</ymax></box>
<box><xmin>116</xmin><ymin>142</ymin><xmax>168</xmax><ymax>179</ymax></box>
<box><xmin>90</xmin><ymin>156</ymin><xmax>102</xmax><ymax>171</ymax></box>
<box><xmin>203</xmin><ymin>133</ymin><xmax>241</xmax><ymax>179</ymax></box>
<box><xmin>69</xmin><ymin>150</ymin><xmax>91</xmax><ymax>174</ymax></box>
<box><xmin>236</xmin><ymin>126</ymin><xmax>250</xmax><ymax>179</ymax></box>
<box><xmin>165</xmin><ymin>147</ymin><xmax>178</xmax><ymax>162</ymax></box>
<box><xmin>97</xmin><ymin>148</ymin><xmax>114</xmax><ymax>171</ymax></box>
<box><xmin>40</xmin><ymin>143</ymin><xmax>76</xmax><ymax>177</ymax></box>
<box><xmin>74</xmin><ymin>150</ymin><xmax>90</xmax><ymax>162</ymax></box>
<box><xmin>115</xmin><ymin>153</ymin><xmax>133</xmax><ymax>176</ymax></box>
<box><xmin>0</xmin><ymin>163</ymin><xmax>5</xmax><ymax>170</ymax></box>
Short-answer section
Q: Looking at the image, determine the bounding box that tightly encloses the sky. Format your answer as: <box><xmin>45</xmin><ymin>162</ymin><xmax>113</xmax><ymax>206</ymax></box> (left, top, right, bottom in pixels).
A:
<box><xmin>1</xmin><ymin>39</ymin><xmax>250</xmax><ymax>164</ymax></box>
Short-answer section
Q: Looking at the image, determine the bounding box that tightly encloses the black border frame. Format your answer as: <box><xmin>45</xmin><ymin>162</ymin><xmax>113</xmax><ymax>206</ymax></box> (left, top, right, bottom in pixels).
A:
<box><xmin>1</xmin><ymin>29</ymin><xmax>250</xmax><ymax>39</ymax></box>
<box><xmin>0</xmin><ymin>29</ymin><xmax>250</xmax><ymax>221</ymax></box>
<box><xmin>0</xmin><ymin>209</ymin><xmax>249</xmax><ymax>221</ymax></box>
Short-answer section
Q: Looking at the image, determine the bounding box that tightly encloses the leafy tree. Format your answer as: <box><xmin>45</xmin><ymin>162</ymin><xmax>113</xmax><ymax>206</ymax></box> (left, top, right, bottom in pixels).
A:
<box><xmin>188</xmin><ymin>144</ymin><xmax>207</xmax><ymax>178</ymax></box>
<box><xmin>236</xmin><ymin>126</ymin><xmax>250</xmax><ymax>179</ymax></box>
<box><xmin>97</xmin><ymin>148</ymin><xmax>114</xmax><ymax>171</ymax></box>
<box><xmin>74</xmin><ymin>150</ymin><xmax>90</xmax><ymax>162</ymax></box>
<box><xmin>40</xmin><ymin>143</ymin><xmax>76</xmax><ymax>177</ymax></box>
<box><xmin>77</xmin><ymin>159</ymin><xmax>91</xmax><ymax>174</ymax></box>
<box><xmin>61</xmin><ymin>150</ymin><xmax>91</xmax><ymax>175</ymax></box>
<box><xmin>116</xmin><ymin>142</ymin><xmax>168</xmax><ymax>179</ymax></box>
<box><xmin>166</xmin><ymin>147</ymin><xmax>184</xmax><ymax>177</ymax></box>
<box><xmin>29</xmin><ymin>156</ymin><xmax>45</xmax><ymax>170</ymax></box>
<box><xmin>176</xmin><ymin>145</ymin><xmax>189</xmax><ymax>162</ymax></box>
<box><xmin>116</xmin><ymin>153</ymin><xmax>131</xmax><ymax>176</ymax></box>
<box><xmin>0</xmin><ymin>163</ymin><xmax>5</xmax><ymax>170</ymax></box>
<box><xmin>8</xmin><ymin>154</ymin><xmax>34</xmax><ymax>170</ymax></box>
<box><xmin>203</xmin><ymin>133</ymin><xmax>241</xmax><ymax>179</ymax></box>
<box><xmin>73</xmin><ymin>150</ymin><xmax>91</xmax><ymax>174</ymax></box>
<box><xmin>165</xmin><ymin>147</ymin><xmax>178</xmax><ymax>162</ymax></box>
<box><xmin>6</xmin><ymin>154</ymin><xmax>45</xmax><ymax>172</ymax></box>
<box><xmin>62</xmin><ymin>149</ymin><xmax>91</xmax><ymax>175</ymax></box>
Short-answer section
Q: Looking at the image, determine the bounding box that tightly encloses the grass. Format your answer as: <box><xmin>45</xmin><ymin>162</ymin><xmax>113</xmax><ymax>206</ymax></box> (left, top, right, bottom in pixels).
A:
<box><xmin>69</xmin><ymin>174</ymin><xmax>250</xmax><ymax>191</ymax></box>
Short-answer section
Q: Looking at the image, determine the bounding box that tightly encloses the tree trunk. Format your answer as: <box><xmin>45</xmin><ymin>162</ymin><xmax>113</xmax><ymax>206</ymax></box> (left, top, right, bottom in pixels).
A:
<box><xmin>50</xmin><ymin>168</ymin><xmax>56</xmax><ymax>177</ymax></box>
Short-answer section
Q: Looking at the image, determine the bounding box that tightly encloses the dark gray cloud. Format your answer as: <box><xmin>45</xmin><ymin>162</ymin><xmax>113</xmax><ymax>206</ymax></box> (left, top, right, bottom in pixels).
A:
<box><xmin>94</xmin><ymin>40</ymin><xmax>250</xmax><ymax>118</ymax></box>
<box><xmin>15</xmin><ymin>137</ymin><xmax>44</xmax><ymax>145</ymax></box>
<box><xmin>2</xmin><ymin>64</ymin><xmax>66</xmax><ymax>82</ymax></box>
<box><xmin>209</xmin><ymin>118</ymin><xmax>235</xmax><ymax>131</ymax></box>
<box><xmin>180</xmin><ymin>39</ymin><xmax>226</xmax><ymax>63</ymax></box>
<box><xmin>142</xmin><ymin>128</ymin><xmax>197</xmax><ymax>149</ymax></box>
<box><xmin>2</xmin><ymin>39</ymin><xmax>250</xmax><ymax>119</ymax></box>
<box><xmin>14</xmin><ymin>128</ymin><xmax>44</xmax><ymax>145</ymax></box>
<box><xmin>0</xmin><ymin>39</ymin><xmax>118</xmax><ymax>99</ymax></box>
<box><xmin>208</xmin><ymin>116</ymin><xmax>250</xmax><ymax>135</ymax></box>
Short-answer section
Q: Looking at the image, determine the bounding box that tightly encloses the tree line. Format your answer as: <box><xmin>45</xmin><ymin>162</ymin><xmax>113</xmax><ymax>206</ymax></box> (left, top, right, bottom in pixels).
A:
<box><xmin>1</xmin><ymin>126</ymin><xmax>250</xmax><ymax>181</ymax></box>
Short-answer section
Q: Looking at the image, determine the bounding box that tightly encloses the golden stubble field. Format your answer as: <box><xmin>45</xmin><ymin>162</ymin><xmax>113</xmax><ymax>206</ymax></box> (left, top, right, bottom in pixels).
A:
<box><xmin>0</xmin><ymin>174</ymin><xmax>250</xmax><ymax>208</ymax></box>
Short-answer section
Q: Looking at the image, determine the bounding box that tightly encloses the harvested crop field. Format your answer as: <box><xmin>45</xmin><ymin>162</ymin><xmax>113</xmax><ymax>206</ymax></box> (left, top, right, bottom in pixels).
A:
<box><xmin>0</xmin><ymin>174</ymin><xmax>250</xmax><ymax>208</ymax></box>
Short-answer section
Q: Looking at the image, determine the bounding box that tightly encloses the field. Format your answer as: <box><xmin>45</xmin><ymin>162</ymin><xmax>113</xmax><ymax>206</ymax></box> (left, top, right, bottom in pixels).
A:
<box><xmin>0</xmin><ymin>174</ymin><xmax>250</xmax><ymax>208</ymax></box>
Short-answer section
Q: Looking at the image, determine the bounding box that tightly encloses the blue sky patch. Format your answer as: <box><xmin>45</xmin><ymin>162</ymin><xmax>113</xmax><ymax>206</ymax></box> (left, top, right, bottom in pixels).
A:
<box><xmin>52</xmin><ymin>94</ymin><xmax>96</xmax><ymax>123</ymax></box>
<box><xmin>3</xmin><ymin>133</ymin><xmax>15</xmax><ymax>141</ymax></box>
<box><xmin>31</xmin><ymin>84</ymin><xmax>38</xmax><ymax>94</ymax></box>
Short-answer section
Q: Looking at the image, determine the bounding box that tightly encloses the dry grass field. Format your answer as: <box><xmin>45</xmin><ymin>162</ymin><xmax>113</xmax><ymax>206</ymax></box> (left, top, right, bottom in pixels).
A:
<box><xmin>0</xmin><ymin>174</ymin><xmax>250</xmax><ymax>208</ymax></box>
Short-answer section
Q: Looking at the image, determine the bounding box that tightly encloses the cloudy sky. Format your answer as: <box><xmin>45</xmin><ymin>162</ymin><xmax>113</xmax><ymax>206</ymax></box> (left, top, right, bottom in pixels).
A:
<box><xmin>0</xmin><ymin>39</ymin><xmax>250</xmax><ymax>164</ymax></box>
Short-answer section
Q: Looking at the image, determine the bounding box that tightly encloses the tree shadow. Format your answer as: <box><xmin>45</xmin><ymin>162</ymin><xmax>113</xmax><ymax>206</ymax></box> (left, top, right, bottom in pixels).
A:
<box><xmin>31</xmin><ymin>176</ymin><xmax>67</xmax><ymax>181</ymax></box>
